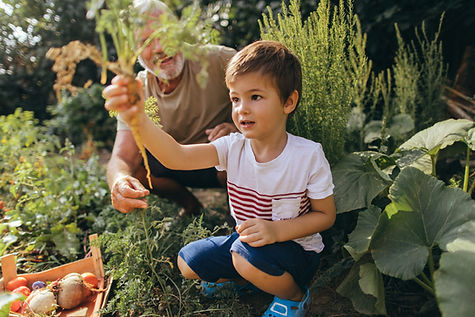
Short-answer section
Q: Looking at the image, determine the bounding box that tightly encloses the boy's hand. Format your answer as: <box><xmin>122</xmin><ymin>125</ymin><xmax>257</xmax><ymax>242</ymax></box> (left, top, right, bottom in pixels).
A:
<box><xmin>103</xmin><ymin>75</ymin><xmax>145</xmax><ymax>125</ymax></box>
<box><xmin>236</xmin><ymin>218</ymin><xmax>278</xmax><ymax>247</ymax></box>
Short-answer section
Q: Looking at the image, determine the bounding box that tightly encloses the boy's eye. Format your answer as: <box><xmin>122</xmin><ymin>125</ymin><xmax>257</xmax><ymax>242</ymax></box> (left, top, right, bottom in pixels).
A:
<box><xmin>231</xmin><ymin>97</ymin><xmax>239</xmax><ymax>103</ymax></box>
<box><xmin>251</xmin><ymin>95</ymin><xmax>261</xmax><ymax>101</ymax></box>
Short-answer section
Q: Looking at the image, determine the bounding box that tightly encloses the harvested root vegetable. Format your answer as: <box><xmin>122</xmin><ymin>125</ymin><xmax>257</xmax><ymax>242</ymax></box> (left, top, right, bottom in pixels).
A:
<box><xmin>24</xmin><ymin>288</ymin><xmax>58</xmax><ymax>314</ymax></box>
<box><xmin>55</xmin><ymin>273</ymin><xmax>92</xmax><ymax>309</ymax></box>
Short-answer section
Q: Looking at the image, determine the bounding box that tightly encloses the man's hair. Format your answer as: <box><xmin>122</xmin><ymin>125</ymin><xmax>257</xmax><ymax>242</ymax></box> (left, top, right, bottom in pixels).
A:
<box><xmin>225</xmin><ymin>40</ymin><xmax>302</xmax><ymax>111</ymax></box>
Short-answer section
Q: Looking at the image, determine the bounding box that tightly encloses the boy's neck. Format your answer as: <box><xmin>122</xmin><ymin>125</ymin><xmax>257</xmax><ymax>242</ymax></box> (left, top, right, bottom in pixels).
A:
<box><xmin>250</xmin><ymin>131</ymin><xmax>288</xmax><ymax>163</ymax></box>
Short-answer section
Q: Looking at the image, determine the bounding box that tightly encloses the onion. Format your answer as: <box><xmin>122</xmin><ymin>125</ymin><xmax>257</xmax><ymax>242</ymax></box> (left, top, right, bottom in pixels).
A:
<box><xmin>25</xmin><ymin>288</ymin><xmax>58</xmax><ymax>314</ymax></box>
<box><xmin>55</xmin><ymin>273</ymin><xmax>92</xmax><ymax>309</ymax></box>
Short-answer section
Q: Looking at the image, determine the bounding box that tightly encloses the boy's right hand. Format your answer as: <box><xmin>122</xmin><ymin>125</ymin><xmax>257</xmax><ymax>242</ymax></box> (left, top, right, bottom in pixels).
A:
<box><xmin>103</xmin><ymin>75</ymin><xmax>145</xmax><ymax>126</ymax></box>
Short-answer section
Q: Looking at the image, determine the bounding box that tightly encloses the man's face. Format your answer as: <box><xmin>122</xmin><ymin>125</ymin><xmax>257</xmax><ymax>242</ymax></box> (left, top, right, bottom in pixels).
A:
<box><xmin>138</xmin><ymin>22</ymin><xmax>184</xmax><ymax>81</ymax></box>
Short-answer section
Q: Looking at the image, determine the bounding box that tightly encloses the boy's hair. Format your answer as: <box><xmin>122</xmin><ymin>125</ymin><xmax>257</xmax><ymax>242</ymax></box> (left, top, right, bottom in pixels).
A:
<box><xmin>225</xmin><ymin>40</ymin><xmax>302</xmax><ymax>111</ymax></box>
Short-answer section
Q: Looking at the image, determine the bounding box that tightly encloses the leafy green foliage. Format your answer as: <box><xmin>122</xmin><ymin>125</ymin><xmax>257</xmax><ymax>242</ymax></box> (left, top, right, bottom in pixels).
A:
<box><xmin>0</xmin><ymin>109</ymin><xmax>113</xmax><ymax>263</ymax></box>
<box><xmin>47</xmin><ymin>83</ymin><xmax>116</xmax><ymax>149</ymax></box>
<box><xmin>97</xmin><ymin>198</ymin><xmax>258</xmax><ymax>316</ymax></box>
<box><xmin>0</xmin><ymin>0</ymin><xmax>99</xmax><ymax>120</ymax></box>
<box><xmin>346</xmin><ymin>16</ymin><xmax>447</xmax><ymax>154</ymax></box>
<box><xmin>333</xmin><ymin>119</ymin><xmax>475</xmax><ymax>315</ymax></box>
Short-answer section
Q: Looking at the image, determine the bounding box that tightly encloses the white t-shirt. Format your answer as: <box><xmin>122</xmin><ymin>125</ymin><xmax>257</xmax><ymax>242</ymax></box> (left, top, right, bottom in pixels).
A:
<box><xmin>212</xmin><ymin>132</ymin><xmax>334</xmax><ymax>253</ymax></box>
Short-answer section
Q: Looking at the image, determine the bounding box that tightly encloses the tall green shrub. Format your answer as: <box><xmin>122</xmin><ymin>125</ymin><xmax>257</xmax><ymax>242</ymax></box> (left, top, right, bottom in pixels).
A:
<box><xmin>259</xmin><ymin>0</ymin><xmax>366</xmax><ymax>164</ymax></box>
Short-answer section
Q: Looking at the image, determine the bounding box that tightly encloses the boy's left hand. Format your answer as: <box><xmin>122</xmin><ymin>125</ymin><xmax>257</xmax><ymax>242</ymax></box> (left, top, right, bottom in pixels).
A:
<box><xmin>236</xmin><ymin>218</ymin><xmax>278</xmax><ymax>247</ymax></box>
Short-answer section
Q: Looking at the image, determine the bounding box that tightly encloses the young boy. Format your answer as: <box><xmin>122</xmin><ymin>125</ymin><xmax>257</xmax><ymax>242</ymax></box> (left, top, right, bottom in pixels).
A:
<box><xmin>104</xmin><ymin>40</ymin><xmax>336</xmax><ymax>317</ymax></box>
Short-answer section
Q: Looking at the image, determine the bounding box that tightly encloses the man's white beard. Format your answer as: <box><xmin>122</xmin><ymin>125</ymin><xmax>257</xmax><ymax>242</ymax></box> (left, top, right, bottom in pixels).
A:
<box><xmin>138</xmin><ymin>53</ymin><xmax>185</xmax><ymax>81</ymax></box>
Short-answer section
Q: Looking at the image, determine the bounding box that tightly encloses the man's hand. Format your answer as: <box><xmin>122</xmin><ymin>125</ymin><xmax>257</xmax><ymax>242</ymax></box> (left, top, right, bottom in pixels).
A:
<box><xmin>236</xmin><ymin>218</ymin><xmax>279</xmax><ymax>247</ymax></box>
<box><xmin>110</xmin><ymin>175</ymin><xmax>150</xmax><ymax>213</ymax></box>
<box><xmin>205</xmin><ymin>122</ymin><xmax>238</xmax><ymax>141</ymax></box>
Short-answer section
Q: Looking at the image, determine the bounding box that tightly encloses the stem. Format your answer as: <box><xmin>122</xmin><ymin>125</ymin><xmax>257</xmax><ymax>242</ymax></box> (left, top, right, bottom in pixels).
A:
<box><xmin>431</xmin><ymin>153</ymin><xmax>438</xmax><ymax>177</ymax></box>
<box><xmin>463</xmin><ymin>145</ymin><xmax>470</xmax><ymax>192</ymax></box>
<box><xmin>428</xmin><ymin>249</ymin><xmax>435</xmax><ymax>279</ymax></box>
<box><xmin>413</xmin><ymin>277</ymin><xmax>435</xmax><ymax>295</ymax></box>
<box><xmin>420</xmin><ymin>271</ymin><xmax>432</xmax><ymax>287</ymax></box>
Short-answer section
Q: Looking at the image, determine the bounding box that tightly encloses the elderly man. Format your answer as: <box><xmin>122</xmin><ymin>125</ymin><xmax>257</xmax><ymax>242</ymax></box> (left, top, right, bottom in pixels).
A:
<box><xmin>105</xmin><ymin>0</ymin><xmax>236</xmax><ymax>215</ymax></box>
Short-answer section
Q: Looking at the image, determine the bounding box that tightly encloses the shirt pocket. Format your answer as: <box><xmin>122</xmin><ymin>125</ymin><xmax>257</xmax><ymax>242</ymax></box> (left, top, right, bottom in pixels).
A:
<box><xmin>271</xmin><ymin>198</ymin><xmax>301</xmax><ymax>221</ymax></box>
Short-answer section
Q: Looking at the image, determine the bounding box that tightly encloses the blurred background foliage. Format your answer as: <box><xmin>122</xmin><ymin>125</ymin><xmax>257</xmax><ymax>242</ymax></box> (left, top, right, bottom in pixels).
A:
<box><xmin>0</xmin><ymin>0</ymin><xmax>473</xmax><ymax>147</ymax></box>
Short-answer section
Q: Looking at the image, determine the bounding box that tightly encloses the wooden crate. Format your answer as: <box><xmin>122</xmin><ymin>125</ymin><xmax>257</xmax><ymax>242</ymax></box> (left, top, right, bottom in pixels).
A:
<box><xmin>0</xmin><ymin>234</ymin><xmax>110</xmax><ymax>316</ymax></box>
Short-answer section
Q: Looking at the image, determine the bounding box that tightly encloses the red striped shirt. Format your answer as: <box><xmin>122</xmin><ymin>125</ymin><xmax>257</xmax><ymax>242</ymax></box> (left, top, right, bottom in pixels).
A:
<box><xmin>227</xmin><ymin>181</ymin><xmax>311</xmax><ymax>222</ymax></box>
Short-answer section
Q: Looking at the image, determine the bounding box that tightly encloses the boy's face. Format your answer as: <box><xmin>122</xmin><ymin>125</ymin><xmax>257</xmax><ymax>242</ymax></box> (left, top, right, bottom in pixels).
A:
<box><xmin>228</xmin><ymin>72</ymin><xmax>295</xmax><ymax>141</ymax></box>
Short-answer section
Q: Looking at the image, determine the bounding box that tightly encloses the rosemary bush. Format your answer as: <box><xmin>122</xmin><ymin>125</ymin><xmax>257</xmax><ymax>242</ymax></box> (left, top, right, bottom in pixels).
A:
<box><xmin>349</xmin><ymin>15</ymin><xmax>447</xmax><ymax>153</ymax></box>
<box><xmin>259</xmin><ymin>0</ymin><xmax>365</xmax><ymax>164</ymax></box>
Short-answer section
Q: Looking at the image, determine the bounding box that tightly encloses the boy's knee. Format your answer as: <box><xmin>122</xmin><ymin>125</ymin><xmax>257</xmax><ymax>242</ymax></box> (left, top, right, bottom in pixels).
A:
<box><xmin>231</xmin><ymin>251</ymin><xmax>255</xmax><ymax>276</ymax></box>
<box><xmin>177</xmin><ymin>255</ymin><xmax>199</xmax><ymax>279</ymax></box>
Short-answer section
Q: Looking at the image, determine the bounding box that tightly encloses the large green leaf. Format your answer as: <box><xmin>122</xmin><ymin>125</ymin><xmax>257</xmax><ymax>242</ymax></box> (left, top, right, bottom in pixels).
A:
<box><xmin>337</xmin><ymin>256</ymin><xmax>387</xmax><ymax>316</ymax></box>
<box><xmin>370</xmin><ymin>167</ymin><xmax>475</xmax><ymax>280</ymax></box>
<box><xmin>333</xmin><ymin>152</ymin><xmax>392</xmax><ymax>214</ymax></box>
<box><xmin>344</xmin><ymin>205</ymin><xmax>381</xmax><ymax>261</ymax></box>
<box><xmin>398</xmin><ymin>119</ymin><xmax>474</xmax><ymax>155</ymax></box>
<box><xmin>435</xmin><ymin>249</ymin><xmax>475</xmax><ymax>317</ymax></box>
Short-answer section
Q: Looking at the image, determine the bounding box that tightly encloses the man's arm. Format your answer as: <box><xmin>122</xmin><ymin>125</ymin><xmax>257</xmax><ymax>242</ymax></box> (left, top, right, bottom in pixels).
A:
<box><xmin>107</xmin><ymin>130</ymin><xmax>150</xmax><ymax>213</ymax></box>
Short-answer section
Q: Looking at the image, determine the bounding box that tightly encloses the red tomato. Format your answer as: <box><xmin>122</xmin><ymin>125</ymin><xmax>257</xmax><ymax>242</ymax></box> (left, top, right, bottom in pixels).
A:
<box><xmin>81</xmin><ymin>272</ymin><xmax>99</xmax><ymax>288</ymax></box>
<box><xmin>13</xmin><ymin>285</ymin><xmax>31</xmax><ymax>297</ymax></box>
<box><xmin>6</xmin><ymin>276</ymin><xmax>28</xmax><ymax>292</ymax></box>
<box><xmin>0</xmin><ymin>200</ymin><xmax>4</xmax><ymax>210</ymax></box>
<box><xmin>10</xmin><ymin>299</ymin><xmax>21</xmax><ymax>312</ymax></box>
<box><xmin>10</xmin><ymin>286</ymin><xmax>30</xmax><ymax>312</ymax></box>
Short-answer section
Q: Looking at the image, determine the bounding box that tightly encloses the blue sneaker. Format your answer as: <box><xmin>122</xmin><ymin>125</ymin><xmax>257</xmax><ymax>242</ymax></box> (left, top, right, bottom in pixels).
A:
<box><xmin>262</xmin><ymin>289</ymin><xmax>311</xmax><ymax>317</ymax></box>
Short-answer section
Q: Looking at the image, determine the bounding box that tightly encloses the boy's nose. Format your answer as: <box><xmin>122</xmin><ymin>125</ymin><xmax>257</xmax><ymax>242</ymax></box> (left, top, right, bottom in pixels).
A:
<box><xmin>237</xmin><ymin>103</ymin><xmax>250</xmax><ymax>114</ymax></box>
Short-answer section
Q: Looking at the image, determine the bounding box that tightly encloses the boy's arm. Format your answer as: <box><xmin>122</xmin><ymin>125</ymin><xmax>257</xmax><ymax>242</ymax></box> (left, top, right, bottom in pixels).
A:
<box><xmin>236</xmin><ymin>195</ymin><xmax>336</xmax><ymax>247</ymax></box>
<box><xmin>104</xmin><ymin>75</ymin><xmax>219</xmax><ymax>170</ymax></box>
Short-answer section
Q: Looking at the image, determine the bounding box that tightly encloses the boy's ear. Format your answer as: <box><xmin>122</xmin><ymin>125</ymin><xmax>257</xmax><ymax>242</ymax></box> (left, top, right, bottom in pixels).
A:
<box><xmin>283</xmin><ymin>90</ymin><xmax>299</xmax><ymax>114</ymax></box>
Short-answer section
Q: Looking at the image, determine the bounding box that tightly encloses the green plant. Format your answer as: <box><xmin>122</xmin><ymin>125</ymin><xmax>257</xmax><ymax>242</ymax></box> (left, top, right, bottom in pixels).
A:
<box><xmin>259</xmin><ymin>0</ymin><xmax>362</xmax><ymax>164</ymax></box>
<box><xmin>332</xmin><ymin>118</ymin><xmax>475</xmax><ymax>315</ymax></box>
<box><xmin>98</xmin><ymin>198</ymin><xmax>256</xmax><ymax>316</ymax></box>
<box><xmin>0</xmin><ymin>109</ymin><xmax>112</xmax><ymax>263</ymax></box>
<box><xmin>47</xmin><ymin>83</ymin><xmax>116</xmax><ymax>149</ymax></box>
<box><xmin>347</xmin><ymin>16</ymin><xmax>447</xmax><ymax>155</ymax></box>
